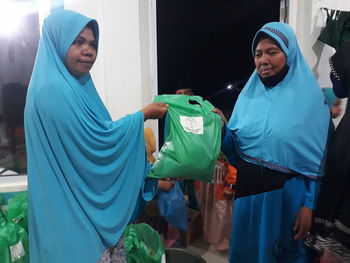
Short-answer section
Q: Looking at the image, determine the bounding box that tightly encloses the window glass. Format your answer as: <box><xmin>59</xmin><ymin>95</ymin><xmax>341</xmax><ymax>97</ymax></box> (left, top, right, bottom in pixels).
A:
<box><xmin>0</xmin><ymin>0</ymin><xmax>40</xmax><ymax>175</ymax></box>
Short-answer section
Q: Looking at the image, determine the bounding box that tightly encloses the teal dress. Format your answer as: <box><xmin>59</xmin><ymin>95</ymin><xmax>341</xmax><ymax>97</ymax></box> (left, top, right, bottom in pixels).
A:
<box><xmin>25</xmin><ymin>10</ymin><xmax>157</xmax><ymax>263</ymax></box>
<box><xmin>223</xmin><ymin>22</ymin><xmax>330</xmax><ymax>263</ymax></box>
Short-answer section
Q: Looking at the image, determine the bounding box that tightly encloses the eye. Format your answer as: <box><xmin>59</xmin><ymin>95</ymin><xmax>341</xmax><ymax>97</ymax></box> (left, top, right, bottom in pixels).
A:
<box><xmin>73</xmin><ymin>38</ymin><xmax>85</xmax><ymax>46</ymax></box>
<box><xmin>254</xmin><ymin>52</ymin><xmax>262</xmax><ymax>58</ymax></box>
<box><xmin>90</xmin><ymin>42</ymin><xmax>97</xmax><ymax>49</ymax></box>
<box><xmin>268</xmin><ymin>49</ymin><xmax>282</xmax><ymax>56</ymax></box>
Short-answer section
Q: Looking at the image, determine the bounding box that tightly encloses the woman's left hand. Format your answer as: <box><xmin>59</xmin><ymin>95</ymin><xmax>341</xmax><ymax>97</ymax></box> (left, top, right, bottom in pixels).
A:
<box><xmin>293</xmin><ymin>206</ymin><xmax>312</xmax><ymax>240</ymax></box>
<box><xmin>212</xmin><ymin>107</ymin><xmax>227</xmax><ymax>134</ymax></box>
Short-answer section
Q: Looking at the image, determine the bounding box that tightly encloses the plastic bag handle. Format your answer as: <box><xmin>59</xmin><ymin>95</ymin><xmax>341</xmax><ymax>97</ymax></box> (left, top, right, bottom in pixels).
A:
<box><xmin>188</xmin><ymin>99</ymin><xmax>202</xmax><ymax>106</ymax></box>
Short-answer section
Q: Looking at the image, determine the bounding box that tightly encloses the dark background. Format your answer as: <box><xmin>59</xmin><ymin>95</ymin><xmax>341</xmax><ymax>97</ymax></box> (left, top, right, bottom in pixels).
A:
<box><xmin>156</xmin><ymin>0</ymin><xmax>281</xmax><ymax>119</ymax></box>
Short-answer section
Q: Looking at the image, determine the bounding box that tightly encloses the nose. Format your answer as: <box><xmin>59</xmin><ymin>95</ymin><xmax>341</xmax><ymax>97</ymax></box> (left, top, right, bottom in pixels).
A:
<box><xmin>82</xmin><ymin>45</ymin><xmax>94</xmax><ymax>57</ymax></box>
<box><xmin>260</xmin><ymin>53</ymin><xmax>270</xmax><ymax>65</ymax></box>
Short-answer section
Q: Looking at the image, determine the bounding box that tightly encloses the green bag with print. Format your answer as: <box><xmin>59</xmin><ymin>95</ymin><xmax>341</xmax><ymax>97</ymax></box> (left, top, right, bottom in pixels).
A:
<box><xmin>0</xmin><ymin>223</ymin><xmax>29</xmax><ymax>263</ymax></box>
<box><xmin>148</xmin><ymin>95</ymin><xmax>221</xmax><ymax>182</ymax></box>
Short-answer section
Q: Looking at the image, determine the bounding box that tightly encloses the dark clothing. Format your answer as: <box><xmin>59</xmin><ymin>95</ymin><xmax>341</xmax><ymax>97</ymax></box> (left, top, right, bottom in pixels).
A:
<box><xmin>306</xmin><ymin>41</ymin><xmax>350</xmax><ymax>261</ymax></box>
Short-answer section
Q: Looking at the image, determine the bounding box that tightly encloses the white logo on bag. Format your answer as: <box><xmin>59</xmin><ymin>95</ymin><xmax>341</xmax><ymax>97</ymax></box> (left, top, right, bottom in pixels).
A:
<box><xmin>10</xmin><ymin>241</ymin><xmax>25</xmax><ymax>261</ymax></box>
<box><xmin>179</xmin><ymin>116</ymin><xmax>204</xmax><ymax>134</ymax></box>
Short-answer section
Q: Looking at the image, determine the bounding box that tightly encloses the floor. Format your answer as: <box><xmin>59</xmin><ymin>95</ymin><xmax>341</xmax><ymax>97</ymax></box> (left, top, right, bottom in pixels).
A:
<box><xmin>186</xmin><ymin>236</ymin><xmax>228</xmax><ymax>263</ymax></box>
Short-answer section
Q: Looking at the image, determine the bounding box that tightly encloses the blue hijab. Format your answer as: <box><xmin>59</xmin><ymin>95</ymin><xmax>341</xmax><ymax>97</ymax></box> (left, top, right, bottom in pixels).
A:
<box><xmin>227</xmin><ymin>22</ymin><xmax>330</xmax><ymax>178</ymax></box>
<box><xmin>24</xmin><ymin>10</ymin><xmax>156</xmax><ymax>263</ymax></box>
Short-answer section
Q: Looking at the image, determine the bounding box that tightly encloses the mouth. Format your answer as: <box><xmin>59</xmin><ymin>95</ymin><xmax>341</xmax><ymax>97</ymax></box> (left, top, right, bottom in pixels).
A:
<box><xmin>261</xmin><ymin>68</ymin><xmax>272</xmax><ymax>75</ymax></box>
<box><xmin>77</xmin><ymin>60</ymin><xmax>93</xmax><ymax>65</ymax></box>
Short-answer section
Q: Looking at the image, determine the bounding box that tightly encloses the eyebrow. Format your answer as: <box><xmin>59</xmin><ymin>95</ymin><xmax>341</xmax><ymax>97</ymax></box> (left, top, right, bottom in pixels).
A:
<box><xmin>255</xmin><ymin>47</ymin><xmax>281</xmax><ymax>52</ymax></box>
<box><xmin>76</xmin><ymin>36</ymin><xmax>96</xmax><ymax>44</ymax></box>
<box><xmin>76</xmin><ymin>36</ymin><xmax>86</xmax><ymax>41</ymax></box>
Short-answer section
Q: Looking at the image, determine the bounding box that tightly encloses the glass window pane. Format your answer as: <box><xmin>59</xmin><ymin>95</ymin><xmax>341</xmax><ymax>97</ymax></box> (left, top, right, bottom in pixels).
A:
<box><xmin>0</xmin><ymin>0</ymin><xmax>40</xmax><ymax>175</ymax></box>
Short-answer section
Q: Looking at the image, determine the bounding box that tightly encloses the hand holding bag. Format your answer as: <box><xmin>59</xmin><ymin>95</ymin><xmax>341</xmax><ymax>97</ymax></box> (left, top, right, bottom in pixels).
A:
<box><xmin>148</xmin><ymin>95</ymin><xmax>221</xmax><ymax>182</ymax></box>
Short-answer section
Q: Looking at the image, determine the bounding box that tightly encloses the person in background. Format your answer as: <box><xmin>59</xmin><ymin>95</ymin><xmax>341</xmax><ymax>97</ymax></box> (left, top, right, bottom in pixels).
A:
<box><xmin>194</xmin><ymin>152</ymin><xmax>235</xmax><ymax>251</ymax></box>
<box><xmin>306</xmin><ymin>41</ymin><xmax>350</xmax><ymax>263</ymax></box>
<box><xmin>24</xmin><ymin>10</ymin><xmax>168</xmax><ymax>263</ymax></box>
<box><xmin>323</xmin><ymin>87</ymin><xmax>343</xmax><ymax>119</ymax></box>
<box><xmin>175</xmin><ymin>87</ymin><xmax>194</xmax><ymax>96</ymax></box>
<box><xmin>136</xmin><ymin>128</ymin><xmax>178</xmax><ymax>247</ymax></box>
<box><xmin>217</xmin><ymin>22</ymin><xmax>330</xmax><ymax>263</ymax></box>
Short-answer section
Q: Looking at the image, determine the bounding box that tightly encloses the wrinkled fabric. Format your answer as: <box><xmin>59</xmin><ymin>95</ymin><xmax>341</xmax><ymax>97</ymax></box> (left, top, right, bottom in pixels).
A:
<box><xmin>25</xmin><ymin>10</ymin><xmax>156</xmax><ymax>263</ymax></box>
<box><xmin>229</xmin><ymin>176</ymin><xmax>312</xmax><ymax>263</ymax></box>
<box><xmin>223</xmin><ymin>22</ymin><xmax>328</xmax><ymax>263</ymax></box>
<box><xmin>227</xmin><ymin>22</ymin><xmax>330</xmax><ymax>178</ymax></box>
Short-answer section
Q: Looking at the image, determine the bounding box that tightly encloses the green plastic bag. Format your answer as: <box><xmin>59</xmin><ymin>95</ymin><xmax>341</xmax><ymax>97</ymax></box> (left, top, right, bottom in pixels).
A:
<box><xmin>0</xmin><ymin>223</ymin><xmax>29</xmax><ymax>263</ymax></box>
<box><xmin>0</xmin><ymin>195</ymin><xmax>6</xmax><ymax>228</ymax></box>
<box><xmin>124</xmin><ymin>223</ymin><xmax>164</xmax><ymax>263</ymax></box>
<box><xmin>7</xmin><ymin>193</ymin><xmax>28</xmax><ymax>232</ymax></box>
<box><xmin>148</xmin><ymin>95</ymin><xmax>221</xmax><ymax>182</ymax></box>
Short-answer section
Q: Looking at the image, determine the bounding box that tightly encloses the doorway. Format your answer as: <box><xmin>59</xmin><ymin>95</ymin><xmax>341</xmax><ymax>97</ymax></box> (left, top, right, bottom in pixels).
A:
<box><xmin>156</xmin><ymin>0</ymin><xmax>282</xmax><ymax>143</ymax></box>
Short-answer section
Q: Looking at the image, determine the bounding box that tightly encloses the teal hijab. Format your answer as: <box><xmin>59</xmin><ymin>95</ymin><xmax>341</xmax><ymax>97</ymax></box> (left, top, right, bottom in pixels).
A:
<box><xmin>227</xmin><ymin>22</ymin><xmax>330</xmax><ymax>178</ymax></box>
<box><xmin>25</xmin><ymin>10</ymin><xmax>155</xmax><ymax>263</ymax></box>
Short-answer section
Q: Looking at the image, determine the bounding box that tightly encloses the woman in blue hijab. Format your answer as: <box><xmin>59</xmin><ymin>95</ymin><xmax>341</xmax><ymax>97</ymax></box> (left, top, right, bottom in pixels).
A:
<box><xmin>24</xmin><ymin>10</ymin><xmax>167</xmax><ymax>263</ymax></box>
<box><xmin>221</xmin><ymin>22</ymin><xmax>331</xmax><ymax>263</ymax></box>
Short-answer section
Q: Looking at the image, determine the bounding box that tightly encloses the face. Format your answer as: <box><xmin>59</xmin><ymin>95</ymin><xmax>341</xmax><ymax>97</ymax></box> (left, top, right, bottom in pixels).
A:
<box><xmin>254</xmin><ymin>37</ymin><xmax>287</xmax><ymax>78</ymax></box>
<box><xmin>65</xmin><ymin>27</ymin><xmax>97</xmax><ymax>78</ymax></box>
<box><xmin>175</xmin><ymin>88</ymin><xmax>194</xmax><ymax>95</ymax></box>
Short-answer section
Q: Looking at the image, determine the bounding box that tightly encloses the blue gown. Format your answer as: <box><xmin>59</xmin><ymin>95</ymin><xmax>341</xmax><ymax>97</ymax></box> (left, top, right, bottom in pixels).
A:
<box><xmin>25</xmin><ymin>10</ymin><xmax>157</xmax><ymax>263</ymax></box>
<box><xmin>223</xmin><ymin>22</ymin><xmax>330</xmax><ymax>263</ymax></box>
<box><xmin>229</xmin><ymin>176</ymin><xmax>318</xmax><ymax>263</ymax></box>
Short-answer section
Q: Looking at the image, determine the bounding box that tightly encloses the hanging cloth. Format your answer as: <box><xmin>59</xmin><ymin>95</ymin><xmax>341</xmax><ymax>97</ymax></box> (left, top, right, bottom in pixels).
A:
<box><xmin>318</xmin><ymin>8</ymin><xmax>350</xmax><ymax>49</ymax></box>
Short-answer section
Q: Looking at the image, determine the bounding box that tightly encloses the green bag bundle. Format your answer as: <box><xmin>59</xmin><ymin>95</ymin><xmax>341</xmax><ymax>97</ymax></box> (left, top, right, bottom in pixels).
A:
<box><xmin>124</xmin><ymin>223</ymin><xmax>164</xmax><ymax>263</ymax></box>
<box><xmin>7</xmin><ymin>193</ymin><xmax>28</xmax><ymax>232</ymax></box>
<box><xmin>0</xmin><ymin>223</ymin><xmax>29</xmax><ymax>263</ymax></box>
<box><xmin>0</xmin><ymin>195</ymin><xmax>6</xmax><ymax>228</ymax></box>
<box><xmin>149</xmin><ymin>95</ymin><xmax>221</xmax><ymax>182</ymax></box>
<box><xmin>318</xmin><ymin>8</ymin><xmax>350</xmax><ymax>49</ymax></box>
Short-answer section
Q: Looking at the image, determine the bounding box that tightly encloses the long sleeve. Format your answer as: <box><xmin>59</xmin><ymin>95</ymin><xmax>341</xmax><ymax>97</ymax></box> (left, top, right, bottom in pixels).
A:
<box><xmin>304</xmin><ymin>178</ymin><xmax>321</xmax><ymax>209</ymax></box>
<box><xmin>221</xmin><ymin>125</ymin><xmax>239</xmax><ymax>167</ymax></box>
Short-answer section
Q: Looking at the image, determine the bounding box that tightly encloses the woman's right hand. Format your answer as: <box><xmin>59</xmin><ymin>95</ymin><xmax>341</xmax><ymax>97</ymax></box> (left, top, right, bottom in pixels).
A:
<box><xmin>142</xmin><ymin>103</ymin><xmax>168</xmax><ymax>121</ymax></box>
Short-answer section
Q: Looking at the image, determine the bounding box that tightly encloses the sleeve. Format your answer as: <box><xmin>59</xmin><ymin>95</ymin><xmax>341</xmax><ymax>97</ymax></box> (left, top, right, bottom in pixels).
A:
<box><xmin>221</xmin><ymin>125</ymin><xmax>239</xmax><ymax>167</ymax></box>
<box><xmin>129</xmin><ymin>163</ymin><xmax>159</xmax><ymax>222</ymax></box>
<box><xmin>304</xmin><ymin>178</ymin><xmax>321</xmax><ymax>209</ymax></box>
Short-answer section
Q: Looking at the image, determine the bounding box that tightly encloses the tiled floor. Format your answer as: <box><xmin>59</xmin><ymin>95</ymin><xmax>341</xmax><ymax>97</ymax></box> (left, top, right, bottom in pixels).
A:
<box><xmin>186</xmin><ymin>236</ymin><xmax>228</xmax><ymax>263</ymax></box>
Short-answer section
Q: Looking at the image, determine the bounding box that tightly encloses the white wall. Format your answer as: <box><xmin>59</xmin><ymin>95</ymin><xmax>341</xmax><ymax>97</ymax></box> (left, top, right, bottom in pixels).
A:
<box><xmin>288</xmin><ymin>0</ymin><xmax>350</xmax><ymax>126</ymax></box>
<box><xmin>64</xmin><ymin>0</ymin><xmax>159</xmax><ymax>133</ymax></box>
